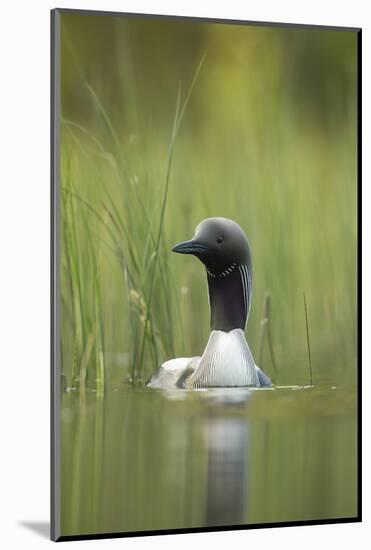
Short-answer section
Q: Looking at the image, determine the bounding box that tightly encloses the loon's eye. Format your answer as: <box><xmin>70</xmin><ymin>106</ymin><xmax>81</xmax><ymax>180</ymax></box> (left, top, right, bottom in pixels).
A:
<box><xmin>216</xmin><ymin>235</ymin><xmax>224</xmax><ymax>244</ymax></box>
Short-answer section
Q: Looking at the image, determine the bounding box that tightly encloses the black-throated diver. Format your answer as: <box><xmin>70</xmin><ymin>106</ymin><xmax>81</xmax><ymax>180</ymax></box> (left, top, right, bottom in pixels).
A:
<box><xmin>147</xmin><ymin>217</ymin><xmax>272</xmax><ymax>389</ymax></box>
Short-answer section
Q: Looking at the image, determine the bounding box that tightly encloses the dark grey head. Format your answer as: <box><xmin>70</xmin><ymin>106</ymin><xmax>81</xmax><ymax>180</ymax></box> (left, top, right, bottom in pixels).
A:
<box><xmin>172</xmin><ymin>217</ymin><xmax>251</xmax><ymax>276</ymax></box>
<box><xmin>172</xmin><ymin>218</ymin><xmax>253</xmax><ymax>331</ymax></box>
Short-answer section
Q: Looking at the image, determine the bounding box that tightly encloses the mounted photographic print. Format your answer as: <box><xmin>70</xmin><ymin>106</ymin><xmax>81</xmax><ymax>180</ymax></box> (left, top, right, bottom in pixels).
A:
<box><xmin>51</xmin><ymin>8</ymin><xmax>361</xmax><ymax>541</ymax></box>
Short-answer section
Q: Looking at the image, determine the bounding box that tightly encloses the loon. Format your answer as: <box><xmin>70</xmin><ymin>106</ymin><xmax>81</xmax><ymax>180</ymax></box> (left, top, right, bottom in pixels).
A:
<box><xmin>147</xmin><ymin>217</ymin><xmax>272</xmax><ymax>389</ymax></box>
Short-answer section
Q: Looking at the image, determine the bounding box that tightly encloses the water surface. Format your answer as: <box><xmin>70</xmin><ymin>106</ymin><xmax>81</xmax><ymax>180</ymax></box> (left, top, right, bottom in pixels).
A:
<box><xmin>61</xmin><ymin>384</ymin><xmax>357</xmax><ymax>536</ymax></box>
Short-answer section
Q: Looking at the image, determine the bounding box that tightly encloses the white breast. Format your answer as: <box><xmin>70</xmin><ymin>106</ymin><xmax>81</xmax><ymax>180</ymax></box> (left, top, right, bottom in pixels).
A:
<box><xmin>187</xmin><ymin>329</ymin><xmax>260</xmax><ymax>388</ymax></box>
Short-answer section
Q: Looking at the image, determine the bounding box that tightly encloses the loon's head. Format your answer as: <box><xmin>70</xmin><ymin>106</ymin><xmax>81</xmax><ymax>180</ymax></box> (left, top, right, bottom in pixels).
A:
<box><xmin>172</xmin><ymin>217</ymin><xmax>251</xmax><ymax>276</ymax></box>
<box><xmin>172</xmin><ymin>218</ymin><xmax>253</xmax><ymax>332</ymax></box>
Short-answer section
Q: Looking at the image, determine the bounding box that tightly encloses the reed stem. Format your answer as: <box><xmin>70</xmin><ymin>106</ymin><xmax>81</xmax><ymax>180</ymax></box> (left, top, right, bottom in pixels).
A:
<box><xmin>258</xmin><ymin>292</ymin><xmax>277</xmax><ymax>376</ymax></box>
<box><xmin>303</xmin><ymin>292</ymin><xmax>313</xmax><ymax>386</ymax></box>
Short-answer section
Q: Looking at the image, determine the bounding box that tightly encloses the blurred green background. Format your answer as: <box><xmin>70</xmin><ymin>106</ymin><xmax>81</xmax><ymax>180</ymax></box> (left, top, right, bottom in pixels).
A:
<box><xmin>60</xmin><ymin>13</ymin><xmax>358</xmax><ymax>389</ymax></box>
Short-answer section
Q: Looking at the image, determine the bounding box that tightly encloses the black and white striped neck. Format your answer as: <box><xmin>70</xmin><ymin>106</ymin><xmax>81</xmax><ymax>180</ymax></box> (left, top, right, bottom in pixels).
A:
<box><xmin>206</xmin><ymin>262</ymin><xmax>238</xmax><ymax>278</ymax></box>
<box><xmin>206</xmin><ymin>262</ymin><xmax>252</xmax><ymax>332</ymax></box>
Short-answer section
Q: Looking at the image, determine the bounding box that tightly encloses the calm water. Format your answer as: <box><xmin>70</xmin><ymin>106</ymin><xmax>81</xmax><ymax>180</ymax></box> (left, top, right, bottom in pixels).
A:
<box><xmin>61</xmin><ymin>384</ymin><xmax>357</xmax><ymax>537</ymax></box>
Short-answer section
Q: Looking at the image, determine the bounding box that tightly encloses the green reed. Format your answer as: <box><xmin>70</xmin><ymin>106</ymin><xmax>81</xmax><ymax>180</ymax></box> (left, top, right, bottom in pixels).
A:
<box><xmin>60</xmin><ymin>58</ymin><xmax>205</xmax><ymax>389</ymax></box>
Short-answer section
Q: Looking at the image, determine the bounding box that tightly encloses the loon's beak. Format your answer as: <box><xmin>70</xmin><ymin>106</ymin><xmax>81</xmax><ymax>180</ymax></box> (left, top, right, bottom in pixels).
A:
<box><xmin>172</xmin><ymin>239</ymin><xmax>208</xmax><ymax>255</ymax></box>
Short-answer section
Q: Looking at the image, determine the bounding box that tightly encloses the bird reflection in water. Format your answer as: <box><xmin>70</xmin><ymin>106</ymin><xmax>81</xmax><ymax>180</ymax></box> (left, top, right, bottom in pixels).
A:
<box><xmin>164</xmin><ymin>388</ymin><xmax>253</xmax><ymax>528</ymax></box>
<box><xmin>202</xmin><ymin>389</ymin><xmax>252</xmax><ymax>527</ymax></box>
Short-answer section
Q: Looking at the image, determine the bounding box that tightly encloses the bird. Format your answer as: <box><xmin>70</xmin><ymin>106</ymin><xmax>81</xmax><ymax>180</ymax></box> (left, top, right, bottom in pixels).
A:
<box><xmin>147</xmin><ymin>217</ymin><xmax>272</xmax><ymax>389</ymax></box>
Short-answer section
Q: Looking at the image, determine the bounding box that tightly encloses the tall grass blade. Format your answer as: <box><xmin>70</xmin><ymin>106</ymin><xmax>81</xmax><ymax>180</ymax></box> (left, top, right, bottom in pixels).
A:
<box><xmin>258</xmin><ymin>292</ymin><xmax>277</xmax><ymax>378</ymax></box>
<box><xmin>303</xmin><ymin>292</ymin><xmax>313</xmax><ymax>386</ymax></box>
